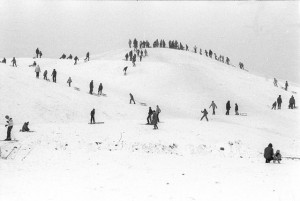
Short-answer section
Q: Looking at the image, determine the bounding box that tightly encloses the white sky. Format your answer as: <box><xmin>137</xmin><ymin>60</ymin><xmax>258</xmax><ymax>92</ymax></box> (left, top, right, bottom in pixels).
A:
<box><xmin>0</xmin><ymin>1</ymin><xmax>299</xmax><ymax>83</ymax></box>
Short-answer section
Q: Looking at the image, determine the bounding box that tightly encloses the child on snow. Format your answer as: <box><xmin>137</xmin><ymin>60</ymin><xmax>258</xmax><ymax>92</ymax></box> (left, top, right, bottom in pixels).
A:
<box><xmin>273</xmin><ymin>150</ymin><xmax>282</xmax><ymax>163</ymax></box>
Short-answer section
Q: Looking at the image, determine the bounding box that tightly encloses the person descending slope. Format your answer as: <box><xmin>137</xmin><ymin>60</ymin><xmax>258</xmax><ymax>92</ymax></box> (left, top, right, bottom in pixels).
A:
<box><xmin>4</xmin><ymin>115</ymin><xmax>13</xmax><ymax>141</ymax></box>
<box><xmin>90</xmin><ymin>108</ymin><xmax>95</xmax><ymax>124</ymax></box>
<box><xmin>43</xmin><ymin>70</ymin><xmax>48</xmax><ymax>80</ymax></box>
<box><xmin>200</xmin><ymin>108</ymin><xmax>208</xmax><ymax>121</ymax></box>
<box><xmin>209</xmin><ymin>101</ymin><xmax>217</xmax><ymax>115</ymax></box>
<box><xmin>271</xmin><ymin>101</ymin><xmax>276</xmax><ymax>110</ymax></box>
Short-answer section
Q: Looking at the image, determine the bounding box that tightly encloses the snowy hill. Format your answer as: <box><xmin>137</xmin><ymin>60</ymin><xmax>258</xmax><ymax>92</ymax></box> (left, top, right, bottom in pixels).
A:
<box><xmin>0</xmin><ymin>48</ymin><xmax>299</xmax><ymax>201</ymax></box>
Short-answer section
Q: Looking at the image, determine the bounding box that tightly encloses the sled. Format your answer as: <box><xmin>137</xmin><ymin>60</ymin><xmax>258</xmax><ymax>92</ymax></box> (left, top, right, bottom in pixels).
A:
<box><xmin>0</xmin><ymin>140</ymin><xmax>19</xmax><ymax>142</ymax></box>
<box><xmin>88</xmin><ymin>122</ymin><xmax>104</xmax><ymax>124</ymax></box>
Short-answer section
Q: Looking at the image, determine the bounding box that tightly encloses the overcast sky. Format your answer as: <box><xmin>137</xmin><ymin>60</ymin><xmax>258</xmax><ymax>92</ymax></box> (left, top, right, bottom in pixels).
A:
<box><xmin>0</xmin><ymin>1</ymin><xmax>299</xmax><ymax>83</ymax></box>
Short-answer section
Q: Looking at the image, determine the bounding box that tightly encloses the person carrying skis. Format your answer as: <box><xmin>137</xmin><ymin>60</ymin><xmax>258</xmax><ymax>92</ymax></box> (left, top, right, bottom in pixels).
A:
<box><xmin>89</xmin><ymin>80</ymin><xmax>94</xmax><ymax>94</ymax></box>
<box><xmin>35</xmin><ymin>65</ymin><xmax>41</xmax><ymax>78</ymax></box>
<box><xmin>98</xmin><ymin>83</ymin><xmax>103</xmax><ymax>95</ymax></box>
<box><xmin>235</xmin><ymin>103</ymin><xmax>239</xmax><ymax>115</ymax></box>
<box><xmin>84</xmin><ymin>52</ymin><xmax>90</xmax><ymax>62</ymax></box>
<box><xmin>123</xmin><ymin>66</ymin><xmax>128</xmax><ymax>75</ymax></box>
<box><xmin>285</xmin><ymin>81</ymin><xmax>288</xmax><ymax>91</ymax></box>
<box><xmin>264</xmin><ymin>143</ymin><xmax>274</xmax><ymax>163</ymax></box>
<box><xmin>271</xmin><ymin>101</ymin><xmax>276</xmax><ymax>110</ymax></box>
<box><xmin>129</xmin><ymin>93</ymin><xmax>135</xmax><ymax>104</ymax></box>
<box><xmin>67</xmin><ymin>77</ymin><xmax>72</xmax><ymax>87</ymax></box>
<box><xmin>147</xmin><ymin>107</ymin><xmax>153</xmax><ymax>124</ymax></box>
<box><xmin>209</xmin><ymin>101</ymin><xmax>217</xmax><ymax>115</ymax></box>
<box><xmin>226</xmin><ymin>101</ymin><xmax>231</xmax><ymax>115</ymax></box>
<box><xmin>4</xmin><ymin>115</ymin><xmax>13</xmax><ymax>141</ymax></box>
<box><xmin>90</xmin><ymin>108</ymin><xmax>95</xmax><ymax>124</ymax></box>
<box><xmin>74</xmin><ymin>56</ymin><xmax>79</xmax><ymax>65</ymax></box>
<box><xmin>277</xmin><ymin>95</ymin><xmax>282</xmax><ymax>109</ymax></box>
<box><xmin>43</xmin><ymin>70</ymin><xmax>48</xmax><ymax>80</ymax></box>
<box><xmin>11</xmin><ymin>57</ymin><xmax>17</xmax><ymax>67</ymax></box>
<box><xmin>51</xmin><ymin>69</ymin><xmax>57</xmax><ymax>83</ymax></box>
<box><xmin>200</xmin><ymin>108</ymin><xmax>208</xmax><ymax>121</ymax></box>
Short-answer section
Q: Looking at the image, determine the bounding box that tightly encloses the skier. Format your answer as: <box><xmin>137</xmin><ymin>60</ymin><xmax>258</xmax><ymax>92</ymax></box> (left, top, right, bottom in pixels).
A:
<box><xmin>67</xmin><ymin>54</ymin><xmax>73</xmax><ymax>59</ymax></box>
<box><xmin>235</xmin><ymin>103</ymin><xmax>239</xmax><ymax>115</ymax></box>
<box><xmin>209</xmin><ymin>101</ymin><xmax>217</xmax><ymax>115</ymax></box>
<box><xmin>98</xmin><ymin>83</ymin><xmax>103</xmax><ymax>95</ymax></box>
<box><xmin>273</xmin><ymin>150</ymin><xmax>282</xmax><ymax>163</ymax></box>
<box><xmin>147</xmin><ymin>107</ymin><xmax>153</xmax><ymax>124</ymax></box>
<box><xmin>285</xmin><ymin>81</ymin><xmax>288</xmax><ymax>91</ymax></box>
<box><xmin>123</xmin><ymin>66</ymin><xmax>128</xmax><ymax>75</ymax></box>
<box><xmin>225</xmin><ymin>101</ymin><xmax>231</xmax><ymax>115</ymax></box>
<box><xmin>43</xmin><ymin>70</ymin><xmax>48</xmax><ymax>80</ymax></box>
<box><xmin>89</xmin><ymin>80</ymin><xmax>94</xmax><ymax>94</ymax></box>
<box><xmin>67</xmin><ymin>77</ymin><xmax>72</xmax><ymax>87</ymax></box>
<box><xmin>277</xmin><ymin>95</ymin><xmax>282</xmax><ymax>109</ymax></box>
<box><xmin>264</xmin><ymin>143</ymin><xmax>274</xmax><ymax>163</ymax></box>
<box><xmin>4</xmin><ymin>115</ymin><xmax>13</xmax><ymax>141</ymax></box>
<box><xmin>74</xmin><ymin>56</ymin><xmax>79</xmax><ymax>65</ymax></box>
<box><xmin>20</xmin><ymin>122</ymin><xmax>30</xmax><ymax>132</ymax></box>
<box><xmin>36</xmin><ymin>48</ymin><xmax>39</xmax><ymax>58</ymax></box>
<box><xmin>273</xmin><ymin>78</ymin><xmax>278</xmax><ymax>87</ymax></box>
<box><xmin>125</xmin><ymin>53</ymin><xmax>129</xmax><ymax>61</ymax></box>
<box><xmin>35</xmin><ymin>65</ymin><xmax>41</xmax><ymax>78</ymax></box>
<box><xmin>60</xmin><ymin>54</ymin><xmax>66</xmax><ymax>59</ymax></box>
<box><xmin>129</xmin><ymin>93</ymin><xmax>135</xmax><ymax>104</ymax></box>
<box><xmin>200</xmin><ymin>108</ymin><xmax>208</xmax><ymax>121</ymax></box>
<box><xmin>51</xmin><ymin>69</ymin><xmax>57</xmax><ymax>83</ymax></box>
<box><xmin>271</xmin><ymin>101</ymin><xmax>276</xmax><ymax>110</ymax></box>
<box><xmin>152</xmin><ymin>110</ymin><xmax>158</xmax><ymax>130</ymax></box>
<box><xmin>156</xmin><ymin>105</ymin><xmax>161</xmax><ymax>122</ymax></box>
<box><xmin>11</xmin><ymin>57</ymin><xmax>17</xmax><ymax>67</ymax></box>
<box><xmin>29</xmin><ymin>61</ymin><xmax>37</xmax><ymax>67</ymax></box>
<box><xmin>84</xmin><ymin>52</ymin><xmax>90</xmax><ymax>62</ymax></box>
<box><xmin>1</xmin><ymin>57</ymin><xmax>6</xmax><ymax>63</ymax></box>
<box><xmin>90</xmin><ymin>108</ymin><xmax>95</xmax><ymax>124</ymax></box>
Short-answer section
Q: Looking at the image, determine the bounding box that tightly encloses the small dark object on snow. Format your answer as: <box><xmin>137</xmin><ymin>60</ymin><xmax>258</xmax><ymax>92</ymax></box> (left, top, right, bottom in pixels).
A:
<box><xmin>220</xmin><ymin>147</ymin><xmax>225</xmax><ymax>151</ymax></box>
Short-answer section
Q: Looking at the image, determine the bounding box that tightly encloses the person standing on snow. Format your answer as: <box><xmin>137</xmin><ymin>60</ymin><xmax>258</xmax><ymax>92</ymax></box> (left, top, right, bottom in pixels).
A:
<box><xmin>273</xmin><ymin>78</ymin><xmax>278</xmax><ymax>87</ymax></box>
<box><xmin>156</xmin><ymin>105</ymin><xmax>161</xmax><ymax>122</ymax></box>
<box><xmin>74</xmin><ymin>56</ymin><xmax>79</xmax><ymax>65</ymax></box>
<box><xmin>209</xmin><ymin>101</ymin><xmax>217</xmax><ymax>115</ymax></box>
<box><xmin>36</xmin><ymin>48</ymin><xmax>40</xmax><ymax>58</ymax></box>
<box><xmin>277</xmin><ymin>95</ymin><xmax>282</xmax><ymax>109</ymax></box>
<box><xmin>200</xmin><ymin>108</ymin><xmax>208</xmax><ymax>121</ymax></box>
<box><xmin>225</xmin><ymin>101</ymin><xmax>231</xmax><ymax>115</ymax></box>
<box><xmin>128</xmin><ymin>39</ymin><xmax>132</xmax><ymax>48</ymax></box>
<box><xmin>235</xmin><ymin>103</ymin><xmax>239</xmax><ymax>115</ymax></box>
<box><xmin>39</xmin><ymin>51</ymin><xmax>43</xmax><ymax>58</ymax></box>
<box><xmin>123</xmin><ymin>66</ymin><xmax>128</xmax><ymax>75</ymax></box>
<box><xmin>147</xmin><ymin>107</ymin><xmax>153</xmax><ymax>124</ymax></box>
<box><xmin>98</xmin><ymin>83</ymin><xmax>103</xmax><ymax>95</ymax></box>
<box><xmin>129</xmin><ymin>93</ymin><xmax>135</xmax><ymax>104</ymax></box>
<box><xmin>43</xmin><ymin>70</ymin><xmax>48</xmax><ymax>80</ymax></box>
<box><xmin>89</xmin><ymin>80</ymin><xmax>94</xmax><ymax>95</ymax></box>
<box><xmin>11</xmin><ymin>57</ymin><xmax>17</xmax><ymax>67</ymax></box>
<box><xmin>271</xmin><ymin>101</ymin><xmax>277</xmax><ymax>110</ymax></box>
<box><xmin>51</xmin><ymin>69</ymin><xmax>57</xmax><ymax>83</ymax></box>
<box><xmin>35</xmin><ymin>65</ymin><xmax>41</xmax><ymax>78</ymax></box>
<box><xmin>152</xmin><ymin>110</ymin><xmax>158</xmax><ymax>129</ymax></box>
<box><xmin>264</xmin><ymin>143</ymin><xmax>274</xmax><ymax>163</ymax></box>
<box><xmin>285</xmin><ymin>81</ymin><xmax>288</xmax><ymax>91</ymax></box>
<box><xmin>125</xmin><ymin>53</ymin><xmax>129</xmax><ymax>61</ymax></box>
<box><xmin>67</xmin><ymin>77</ymin><xmax>72</xmax><ymax>87</ymax></box>
<box><xmin>90</xmin><ymin>108</ymin><xmax>95</xmax><ymax>124</ymax></box>
<box><xmin>4</xmin><ymin>115</ymin><xmax>13</xmax><ymax>141</ymax></box>
<box><xmin>84</xmin><ymin>52</ymin><xmax>90</xmax><ymax>62</ymax></box>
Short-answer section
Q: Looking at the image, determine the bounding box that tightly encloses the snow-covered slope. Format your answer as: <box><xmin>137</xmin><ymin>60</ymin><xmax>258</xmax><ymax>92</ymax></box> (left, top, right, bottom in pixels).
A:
<box><xmin>0</xmin><ymin>48</ymin><xmax>299</xmax><ymax>201</ymax></box>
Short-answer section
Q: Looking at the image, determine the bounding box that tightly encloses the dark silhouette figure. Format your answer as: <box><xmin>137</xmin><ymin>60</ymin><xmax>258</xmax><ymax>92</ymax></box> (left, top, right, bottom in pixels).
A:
<box><xmin>277</xmin><ymin>95</ymin><xmax>282</xmax><ymax>109</ymax></box>
<box><xmin>289</xmin><ymin>95</ymin><xmax>295</xmax><ymax>109</ymax></box>
<box><xmin>60</xmin><ymin>54</ymin><xmax>66</xmax><ymax>59</ymax></box>
<box><xmin>129</xmin><ymin>93</ymin><xmax>135</xmax><ymax>104</ymax></box>
<box><xmin>89</xmin><ymin>80</ymin><xmax>94</xmax><ymax>94</ymax></box>
<box><xmin>39</xmin><ymin>51</ymin><xmax>43</xmax><ymax>58</ymax></box>
<box><xmin>285</xmin><ymin>81</ymin><xmax>288</xmax><ymax>91</ymax></box>
<box><xmin>67</xmin><ymin>77</ymin><xmax>72</xmax><ymax>87</ymax></box>
<box><xmin>21</xmin><ymin>122</ymin><xmax>30</xmax><ymax>132</ymax></box>
<box><xmin>29</xmin><ymin>61</ymin><xmax>37</xmax><ymax>67</ymax></box>
<box><xmin>84</xmin><ymin>52</ymin><xmax>90</xmax><ymax>62</ymax></box>
<box><xmin>271</xmin><ymin>101</ymin><xmax>276</xmax><ymax>110</ymax></box>
<box><xmin>51</xmin><ymin>69</ymin><xmax>57</xmax><ymax>83</ymax></box>
<box><xmin>209</xmin><ymin>101</ymin><xmax>217</xmax><ymax>115</ymax></box>
<box><xmin>36</xmin><ymin>48</ymin><xmax>39</xmax><ymax>58</ymax></box>
<box><xmin>235</xmin><ymin>103</ymin><xmax>239</xmax><ymax>115</ymax></box>
<box><xmin>43</xmin><ymin>70</ymin><xmax>48</xmax><ymax>80</ymax></box>
<box><xmin>152</xmin><ymin>111</ymin><xmax>158</xmax><ymax>129</ymax></box>
<box><xmin>125</xmin><ymin>53</ymin><xmax>129</xmax><ymax>61</ymax></box>
<box><xmin>11</xmin><ymin>57</ymin><xmax>17</xmax><ymax>67</ymax></box>
<box><xmin>98</xmin><ymin>83</ymin><xmax>103</xmax><ymax>95</ymax></box>
<box><xmin>5</xmin><ymin>115</ymin><xmax>13</xmax><ymax>141</ymax></box>
<box><xmin>67</xmin><ymin>54</ymin><xmax>73</xmax><ymax>59</ymax></box>
<box><xmin>1</xmin><ymin>57</ymin><xmax>6</xmax><ymax>63</ymax></box>
<box><xmin>74</xmin><ymin>56</ymin><xmax>79</xmax><ymax>65</ymax></box>
<box><xmin>226</xmin><ymin>101</ymin><xmax>231</xmax><ymax>115</ymax></box>
<box><xmin>147</xmin><ymin>107</ymin><xmax>153</xmax><ymax>124</ymax></box>
<box><xmin>123</xmin><ymin>66</ymin><xmax>128</xmax><ymax>75</ymax></box>
<box><xmin>200</xmin><ymin>109</ymin><xmax>208</xmax><ymax>121</ymax></box>
<box><xmin>90</xmin><ymin>109</ymin><xmax>95</xmax><ymax>124</ymax></box>
<box><xmin>264</xmin><ymin>143</ymin><xmax>274</xmax><ymax>163</ymax></box>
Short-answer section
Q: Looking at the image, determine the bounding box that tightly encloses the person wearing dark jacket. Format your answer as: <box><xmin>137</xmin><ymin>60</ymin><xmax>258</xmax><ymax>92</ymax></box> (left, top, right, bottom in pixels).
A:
<box><xmin>271</xmin><ymin>101</ymin><xmax>276</xmax><ymax>110</ymax></box>
<box><xmin>235</xmin><ymin>103</ymin><xmax>239</xmax><ymax>115</ymax></box>
<box><xmin>125</xmin><ymin>53</ymin><xmax>129</xmax><ymax>61</ymax></box>
<box><xmin>84</xmin><ymin>52</ymin><xmax>90</xmax><ymax>62</ymax></box>
<box><xmin>226</xmin><ymin>101</ymin><xmax>231</xmax><ymax>115</ymax></box>
<box><xmin>51</xmin><ymin>69</ymin><xmax>57</xmax><ymax>83</ymax></box>
<box><xmin>152</xmin><ymin>111</ymin><xmax>158</xmax><ymax>129</ymax></box>
<box><xmin>200</xmin><ymin>108</ymin><xmax>208</xmax><ymax>121</ymax></box>
<box><xmin>129</xmin><ymin>93</ymin><xmax>135</xmax><ymax>104</ymax></box>
<box><xmin>43</xmin><ymin>70</ymin><xmax>48</xmax><ymax>80</ymax></box>
<box><xmin>123</xmin><ymin>66</ymin><xmax>128</xmax><ymax>75</ymax></box>
<box><xmin>67</xmin><ymin>54</ymin><xmax>73</xmax><ymax>59</ymax></box>
<box><xmin>67</xmin><ymin>77</ymin><xmax>72</xmax><ymax>87</ymax></box>
<box><xmin>1</xmin><ymin>57</ymin><xmax>6</xmax><ymax>64</ymax></box>
<box><xmin>20</xmin><ymin>122</ymin><xmax>30</xmax><ymax>132</ymax></box>
<box><xmin>89</xmin><ymin>80</ymin><xmax>94</xmax><ymax>94</ymax></box>
<box><xmin>60</xmin><ymin>54</ymin><xmax>66</xmax><ymax>59</ymax></box>
<box><xmin>264</xmin><ymin>143</ymin><xmax>274</xmax><ymax>163</ymax></box>
<box><xmin>277</xmin><ymin>95</ymin><xmax>282</xmax><ymax>109</ymax></box>
<box><xmin>11</xmin><ymin>57</ymin><xmax>17</xmax><ymax>67</ymax></box>
<box><xmin>5</xmin><ymin>115</ymin><xmax>13</xmax><ymax>141</ymax></box>
<box><xmin>36</xmin><ymin>48</ymin><xmax>39</xmax><ymax>58</ymax></box>
<box><xmin>147</xmin><ymin>107</ymin><xmax>153</xmax><ymax>124</ymax></box>
<box><xmin>285</xmin><ymin>81</ymin><xmax>288</xmax><ymax>91</ymax></box>
<box><xmin>90</xmin><ymin>108</ymin><xmax>95</xmax><ymax>124</ymax></box>
<box><xmin>74</xmin><ymin>56</ymin><xmax>79</xmax><ymax>65</ymax></box>
<box><xmin>98</xmin><ymin>83</ymin><xmax>103</xmax><ymax>95</ymax></box>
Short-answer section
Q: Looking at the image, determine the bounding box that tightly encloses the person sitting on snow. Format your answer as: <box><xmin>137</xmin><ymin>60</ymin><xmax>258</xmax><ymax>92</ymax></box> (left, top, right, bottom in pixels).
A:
<box><xmin>273</xmin><ymin>150</ymin><xmax>282</xmax><ymax>163</ymax></box>
<box><xmin>20</xmin><ymin>122</ymin><xmax>30</xmax><ymax>132</ymax></box>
